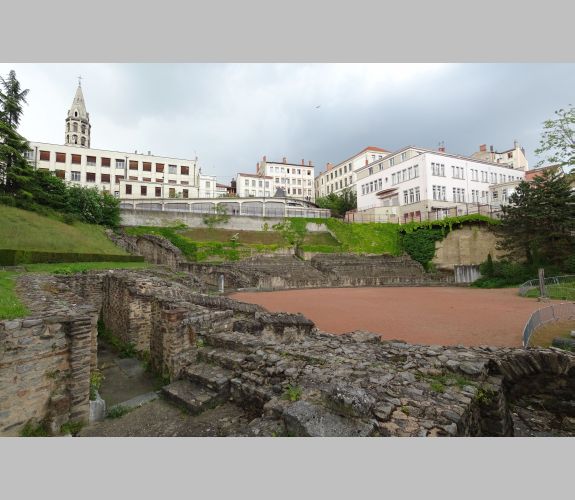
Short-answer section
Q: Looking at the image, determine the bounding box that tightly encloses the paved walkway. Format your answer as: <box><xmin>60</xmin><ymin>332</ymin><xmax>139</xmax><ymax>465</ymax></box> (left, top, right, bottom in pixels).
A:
<box><xmin>232</xmin><ymin>287</ymin><xmax>558</xmax><ymax>347</ymax></box>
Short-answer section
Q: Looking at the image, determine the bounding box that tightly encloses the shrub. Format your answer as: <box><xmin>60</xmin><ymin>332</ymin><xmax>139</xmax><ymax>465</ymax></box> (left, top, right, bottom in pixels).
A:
<box><xmin>402</xmin><ymin>228</ymin><xmax>444</xmax><ymax>267</ymax></box>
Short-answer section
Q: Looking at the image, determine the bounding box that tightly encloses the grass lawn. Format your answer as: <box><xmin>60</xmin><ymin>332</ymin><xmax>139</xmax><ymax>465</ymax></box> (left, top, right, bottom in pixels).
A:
<box><xmin>0</xmin><ymin>262</ymin><xmax>150</xmax><ymax>320</ymax></box>
<box><xmin>0</xmin><ymin>271</ymin><xmax>28</xmax><ymax>320</ymax></box>
<box><xmin>529</xmin><ymin>320</ymin><xmax>575</xmax><ymax>348</ymax></box>
<box><xmin>524</xmin><ymin>282</ymin><xmax>575</xmax><ymax>301</ymax></box>
<box><xmin>0</xmin><ymin>205</ymin><xmax>127</xmax><ymax>255</ymax></box>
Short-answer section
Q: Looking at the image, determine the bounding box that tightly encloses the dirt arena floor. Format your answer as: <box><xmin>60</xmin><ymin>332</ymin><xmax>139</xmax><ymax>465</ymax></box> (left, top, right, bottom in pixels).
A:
<box><xmin>231</xmin><ymin>287</ymin><xmax>560</xmax><ymax>347</ymax></box>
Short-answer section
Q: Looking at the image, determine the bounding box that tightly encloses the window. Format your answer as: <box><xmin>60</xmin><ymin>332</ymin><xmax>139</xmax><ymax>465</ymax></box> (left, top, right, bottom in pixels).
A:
<box><xmin>56</xmin><ymin>152</ymin><xmax>66</xmax><ymax>163</ymax></box>
<box><xmin>129</xmin><ymin>160</ymin><xmax>138</xmax><ymax>170</ymax></box>
<box><xmin>156</xmin><ymin>178</ymin><xmax>163</xmax><ymax>183</ymax></box>
<box><xmin>143</xmin><ymin>177</ymin><xmax>151</xmax><ymax>182</ymax></box>
<box><xmin>403</xmin><ymin>190</ymin><xmax>409</xmax><ymax>204</ymax></box>
<box><xmin>129</xmin><ymin>176</ymin><xmax>138</xmax><ymax>181</ymax></box>
<box><xmin>368</xmin><ymin>167</ymin><xmax>373</xmax><ymax>176</ymax></box>
<box><xmin>126</xmin><ymin>184</ymin><xmax>132</xmax><ymax>195</ymax></box>
<box><xmin>245</xmin><ymin>179</ymin><xmax>249</xmax><ymax>186</ymax></box>
<box><xmin>389</xmin><ymin>157</ymin><xmax>395</xmax><ymax>167</ymax></box>
<box><xmin>39</xmin><ymin>150</ymin><xmax>50</xmax><ymax>161</ymax></box>
<box><xmin>73</xmin><ymin>123</ymin><xmax>78</xmax><ymax>132</ymax></box>
<box><xmin>408</xmin><ymin>167</ymin><xmax>413</xmax><ymax>179</ymax></box>
<box><xmin>81</xmin><ymin>137</ymin><xmax>86</xmax><ymax>146</ymax></box>
<box><xmin>71</xmin><ymin>171</ymin><xmax>81</xmax><ymax>182</ymax></box>
<box><xmin>409</xmin><ymin>188</ymin><xmax>414</xmax><ymax>203</ymax></box>
<box><xmin>143</xmin><ymin>162</ymin><xmax>152</xmax><ymax>172</ymax></box>
<box><xmin>98</xmin><ymin>157</ymin><xmax>109</xmax><ymax>167</ymax></box>
<box><xmin>81</xmin><ymin>125</ymin><xmax>86</xmax><ymax>134</ymax></box>
<box><xmin>168</xmin><ymin>164</ymin><xmax>177</xmax><ymax>174</ymax></box>
<box><xmin>181</xmin><ymin>166</ymin><xmax>189</xmax><ymax>175</ymax></box>
<box><xmin>101</xmin><ymin>173</ymin><xmax>110</xmax><ymax>183</ymax></box>
<box><xmin>414</xmin><ymin>165</ymin><xmax>419</xmax><ymax>178</ymax></box>
<box><xmin>155</xmin><ymin>187</ymin><xmax>162</xmax><ymax>197</ymax></box>
<box><xmin>415</xmin><ymin>187</ymin><xmax>420</xmax><ymax>202</ymax></box>
<box><xmin>55</xmin><ymin>170</ymin><xmax>65</xmax><ymax>179</ymax></box>
<box><xmin>71</xmin><ymin>154</ymin><xmax>81</xmax><ymax>165</ymax></box>
<box><xmin>85</xmin><ymin>156</ymin><xmax>96</xmax><ymax>167</ymax></box>
<box><xmin>392</xmin><ymin>173</ymin><xmax>397</xmax><ymax>185</ymax></box>
<box><xmin>401</xmin><ymin>152</ymin><xmax>407</xmax><ymax>161</ymax></box>
<box><xmin>155</xmin><ymin>163</ymin><xmax>164</xmax><ymax>173</ymax></box>
<box><xmin>86</xmin><ymin>172</ymin><xmax>96</xmax><ymax>183</ymax></box>
<box><xmin>115</xmin><ymin>175</ymin><xmax>124</xmax><ymax>183</ymax></box>
<box><xmin>183</xmin><ymin>189</ymin><xmax>189</xmax><ymax>198</ymax></box>
<box><xmin>141</xmin><ymin>186</ymin><xmax>147</xmax><ymax>196</ymax></box>
<box><xmin>116</xmin><ymin>159</ymin><xmax>125</xmax><ymax>168</ymax></box>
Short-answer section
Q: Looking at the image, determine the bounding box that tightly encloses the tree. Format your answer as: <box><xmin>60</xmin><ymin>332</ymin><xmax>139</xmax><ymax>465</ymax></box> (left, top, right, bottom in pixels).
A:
<box><xmin>272</xmin><ymin>220</ymin><xmax>306</xmax><ymax>249</ymax></box>
<box><xmin>534</xmin><ymin>105</ymin><xmax>574</xmax><ymax>172</ymax></box>
<box><xmin>315</xmin><ymin>187</ymin><xmax>357</xmax><ymax>217</ymax></box>
<box><xmin>493</xmin><ymin>167</ymin><xmax>575</xmax><ymax>266</ymax></box>
<box><xmin>202</xmin><ymin>203</ymin><xmax>230</xmax><ymax>229</ymax></box>
<box><xmin>0</xmin><ymin>70</ymin><xmax>31</xmax><ymax>193</ymax></box>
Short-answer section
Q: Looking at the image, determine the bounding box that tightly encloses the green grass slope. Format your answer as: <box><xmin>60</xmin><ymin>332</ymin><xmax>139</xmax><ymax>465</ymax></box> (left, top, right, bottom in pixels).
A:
<box><xmin>0</xmin><ymin>205</ymin><xmax>127</xmax><ymax>255</ymax></box>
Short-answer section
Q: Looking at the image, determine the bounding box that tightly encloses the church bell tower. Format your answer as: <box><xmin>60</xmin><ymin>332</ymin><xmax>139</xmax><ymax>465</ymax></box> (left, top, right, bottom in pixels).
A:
<box><xmin>65</xmin><ymin>78</ymin><xmax>91</xmax><ymax>147</ymax></box>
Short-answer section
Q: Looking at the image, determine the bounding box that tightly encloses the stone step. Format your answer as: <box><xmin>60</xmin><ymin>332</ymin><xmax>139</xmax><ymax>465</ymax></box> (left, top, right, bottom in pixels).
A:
<box><xmin>205</xmin><ymin>331</ymin><xmax>263</xmax><ymax>353</ymax></box>
<box><xmin>161</xmin><ymin>379</ymin><xmax>224</xmax><ymax>415</ymax></box>
<box><xmin>197</xmin><ymin>347</ymin><xmax>247</xmax><ymax>370</ymax></box>
<box><xmin>183</xmin><ymin>362</ymin><xmax>233</xmax><ymax>393</ymax></box>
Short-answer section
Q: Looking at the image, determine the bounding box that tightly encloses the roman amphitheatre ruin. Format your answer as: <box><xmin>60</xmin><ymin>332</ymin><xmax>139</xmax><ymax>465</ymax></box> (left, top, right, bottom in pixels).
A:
<box><xmin>1</xmin><ymin>230</ymin><xmax>574</xmax><ymax>438</ymax></box>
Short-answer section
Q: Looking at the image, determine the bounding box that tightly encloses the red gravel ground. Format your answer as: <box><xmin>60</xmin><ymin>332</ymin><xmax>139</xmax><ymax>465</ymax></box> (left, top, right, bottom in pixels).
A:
<box><xmin>231</xmin><ymin>287</ymin><xmax>557</xmax><ymax>347</ymax></box>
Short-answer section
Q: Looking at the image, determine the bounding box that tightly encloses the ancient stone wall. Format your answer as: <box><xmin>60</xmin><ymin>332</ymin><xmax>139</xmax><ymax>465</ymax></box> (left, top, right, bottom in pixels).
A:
<box><xmin>0</xmin><ymin>307</ymin><xmax>97</xmax><ymax>436</ymax></box>
<box><xmin>433</xmin><ymin>226</ymin><xmax>504</xmax><ymax>270</ymax></box>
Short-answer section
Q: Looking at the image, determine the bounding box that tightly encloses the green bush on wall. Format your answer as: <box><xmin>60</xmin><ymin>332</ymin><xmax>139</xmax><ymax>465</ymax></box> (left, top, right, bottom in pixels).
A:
<box><xmin>0</xmin><ymin>249</ymin><xmax>144</xmax><ymax>266</ymax></box>
<box><xmin>401</xmin><ymin>229</ymin><xmax>445</xmax><ymax>268</ymax></box>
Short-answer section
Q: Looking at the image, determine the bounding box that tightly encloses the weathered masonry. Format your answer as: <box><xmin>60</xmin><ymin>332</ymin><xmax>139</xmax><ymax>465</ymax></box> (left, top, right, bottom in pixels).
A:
<box><xmin>1</xmin><ymin>269</ymin><xmax>574</xmax><ymax>437</ymax></box>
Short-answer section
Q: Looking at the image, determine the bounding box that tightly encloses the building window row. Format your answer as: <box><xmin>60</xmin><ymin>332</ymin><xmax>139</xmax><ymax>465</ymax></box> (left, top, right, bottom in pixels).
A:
<box><xmin>402</xmin><ymin>187</ymin><xmax>421</xmax><ymax>205</ymax></box>
<box><xmin>431</xmin><ymin>162</ymin><xmax>445</xmax><ymax>176</ymax></box>
<box><xmin>452</xmin><ymin>165</ymin><xmax>465</xmax><ymax>180</ymax></box>
<box><xmin>453</xmin><ymin>187</ymin><xmax>466</xmax><ymax>202</ymax></box>
<box><xmin>432</xmin><ymin>185</ymin><xmax>447</xmax><ymax>201</ymax></box>
<box><xmin>391</xmin><ymin>164</ymin><xmax>419</xmax><ymax>185</ymax></box>
<box><xmin>38</xmin><ymin>151</ymin><xmax>191</xmax><ymax>174</ymax></box>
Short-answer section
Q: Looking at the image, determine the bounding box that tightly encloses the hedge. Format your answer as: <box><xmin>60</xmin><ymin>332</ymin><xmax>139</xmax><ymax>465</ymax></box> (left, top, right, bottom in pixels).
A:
<box><xmin>0</xmin><ymin>249</ymin><xmax>144</xmax><ymax>266</ymax></box>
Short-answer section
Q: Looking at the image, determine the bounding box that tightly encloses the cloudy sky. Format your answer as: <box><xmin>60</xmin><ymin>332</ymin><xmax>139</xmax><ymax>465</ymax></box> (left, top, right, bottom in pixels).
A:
<box><xmin>1</xmin><ymin>63</ymin><xmax>573</xmax><ymax>183</ymax></box>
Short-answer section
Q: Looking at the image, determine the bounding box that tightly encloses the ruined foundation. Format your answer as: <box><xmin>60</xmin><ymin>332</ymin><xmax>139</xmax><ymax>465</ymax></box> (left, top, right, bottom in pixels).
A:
<box><xmin>1</xmin><ymin>268</ymin><xmax>574</xmax><ymax>437</ymax></box>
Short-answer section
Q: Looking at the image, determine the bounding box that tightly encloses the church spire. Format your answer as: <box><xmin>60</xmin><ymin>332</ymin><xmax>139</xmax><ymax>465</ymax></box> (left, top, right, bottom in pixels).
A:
<box><xmin>65</xmin><ymin>79</ymin><xmax>91</xmax><ymax>148</ymax></box>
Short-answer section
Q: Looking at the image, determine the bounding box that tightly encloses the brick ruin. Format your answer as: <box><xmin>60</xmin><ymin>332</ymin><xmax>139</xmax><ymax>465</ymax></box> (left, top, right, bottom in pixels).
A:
<box><xmin>1</xmin><ymin>268</ymin><xmax>574</xmax><ymax>437</ymax></box>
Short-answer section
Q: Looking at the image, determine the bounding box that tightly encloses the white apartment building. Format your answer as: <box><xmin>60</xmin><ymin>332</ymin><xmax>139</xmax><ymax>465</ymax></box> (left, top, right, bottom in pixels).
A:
<box><xmin>355</xmin><ymin>146</ymin><xmax>526</xmax><ymax>222</ymax></box>
<box><xmin>26</xmin><ymin>141</ymin><xmax>202</xmax><ymax>200</ymax></box>
<box><xmin>471</xmin><ymin>141</ymin><xmax>529</xmax><ymax>171</ymax></box>
<box><xmin>236</xmin><ymin>172</ymin><xmax>273</xmax><ymax>198</ymax></box>
<box><xmin>254</xmin><ymin>156</ymin><xmax>315</xmax><ymax>202</ymax></box>
<box><xmin>25</xmin><ymin>82</ymin><xmax>215</xmax><ymax>201</ymax></box>
<box><xmin>314</xmin><ymin>146</ymin><xmax>388</xmax><ymax>198</ymax></box>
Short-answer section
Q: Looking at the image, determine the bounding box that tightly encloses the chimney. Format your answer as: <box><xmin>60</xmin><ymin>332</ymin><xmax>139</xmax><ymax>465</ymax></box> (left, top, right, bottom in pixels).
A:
<box><xmin>326</xmin><ymin>162</ymin><xmax>333</xmax><ymax>171</ymax></box>
<box><xmin>438</xmin><ymin>146</ymin><xmax>445</xmax><ymax>153</ymax></box>
<box><xmin>148</xmin><ymin>150</ymin><xmax>151</xmax><ymax>155</ymax></box>
<box><xmin>514</xmin><ymin>140</ymin><xmax>518</xmax><ymax>148</ymax></box>
<box><xmin>301</xmin><ymin>159</ymin><xmax>305</xmax><ymax>165</ymax></box>
<box><xmin>134</xmin><ymin>150</ymin><xmax>137</xmax><ymax>154</ymax></box>
<box><xmin>479</xmin><ymin>144</ymin><xmax>487</xmax><ymax>152</ymax></box>
<box><xmin>283</xmin><ymin>157</ymin><xmax>287</xmax><ymax>163</ymax></box>
<box><xmin>262</xmin><ymin>155</ymin><xmax>266</xmax><ymax>162</ymax></box>
<box><xmin>365</xmin><ymin>158</ymin><xmax>368</xmax><ymax>165</ymax></box>
<box><xmin>490</xmin><ymin>145</ymin><xmax>494</xmax><ymax>152</ymax></box>
<box><xmin>308</xmin><ymin>160</ymin><xmax>312</xmax><ymax>167</ymax></box>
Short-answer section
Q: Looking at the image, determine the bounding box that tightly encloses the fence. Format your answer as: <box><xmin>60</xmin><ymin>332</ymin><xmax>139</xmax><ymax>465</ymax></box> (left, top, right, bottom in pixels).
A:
<box><xmin>522</xmin><ymin>302</ymin><xmax>575</xmax><ymax>347</ymax></box>
<box><xmin>519</xmin><ymin>275</ymin><xmax>575</xmax><ymax>299</ymax></box>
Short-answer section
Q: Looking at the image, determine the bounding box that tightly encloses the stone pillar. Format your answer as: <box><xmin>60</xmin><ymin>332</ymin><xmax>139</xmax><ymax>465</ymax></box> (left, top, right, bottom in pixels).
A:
<box><xmin>67</xmin><ymin>316</ymin><xmax>94</xmax><ymax>423</ymax></box>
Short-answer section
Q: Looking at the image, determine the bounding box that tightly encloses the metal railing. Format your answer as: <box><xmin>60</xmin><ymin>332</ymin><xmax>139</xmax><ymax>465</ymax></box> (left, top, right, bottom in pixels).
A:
<box><xmin>519</xmin><ymin>275</ymin><xmax>575</xmax><ymax>299</ymax></box>
<box><xmin>522</xmin><ymin>302</ymin><xmax>575</xmax><ymax>347</ymax></box>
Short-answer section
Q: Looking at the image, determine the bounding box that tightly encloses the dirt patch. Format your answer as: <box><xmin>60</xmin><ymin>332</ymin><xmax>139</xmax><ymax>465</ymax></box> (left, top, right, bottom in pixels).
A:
<box><xmin>231</xmin><ymin>287</ymin><xmax>561</xmax><ymax>347</ymax></box>
<box><xmin>78</xmin><ymin>399</ymin><xmax>249</xmax><ymax>437</ymax></box>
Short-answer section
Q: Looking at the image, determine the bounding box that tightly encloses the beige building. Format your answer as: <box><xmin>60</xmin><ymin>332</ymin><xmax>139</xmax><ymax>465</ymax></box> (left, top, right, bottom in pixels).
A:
<box><xmin>24</xmin><ymin>81</ymin><xmax>219</xmax><ymax>201</ymax></box>
<box><xmin>254</xmin><ymin>156</ymin><xmax>315</xmax><ymax>201</ymax></box>
<box><xmin>471</xmin><ymin>141</ymin><xmax>528</xmax><ymax>171</ymax></box>
<box><xmin>314</xmin><ymin>146</ymin><xmax>388</xmax><ymax>199</ymax></box>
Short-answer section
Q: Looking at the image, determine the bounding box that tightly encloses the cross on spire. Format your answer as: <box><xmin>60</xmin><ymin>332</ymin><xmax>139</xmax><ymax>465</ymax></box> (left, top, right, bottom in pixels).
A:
<box><xmin>77</xmin><ymin>75</ymin><xmax>82</xmax><ymax>86</ymax></box>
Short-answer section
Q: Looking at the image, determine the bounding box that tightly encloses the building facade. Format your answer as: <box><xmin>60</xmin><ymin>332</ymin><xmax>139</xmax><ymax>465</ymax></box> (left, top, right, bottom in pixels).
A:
<box><xmin>236</xmin><ymin>172</ymin><xmax>273</xmax><ymax>198</ymax></box>
<box><xmin>253</xmin><ymin>156</ymin><xmax>315</xmax><ymax>201</ymax></box>
<box><xmin>355</xmin><ymin>146</ymin><xmax>526</xmax><ymax>222</ymax></box>
<box><xmin>471</xmin><ymin>142</ymin><xmax>528</xmax><ymax>171</ymax></box>
<box><xmin>24</xmin><ymin>82</ymin><xmax>223</xmax><ymax>201</ymax></box>
<box><xmin>314</xmin><ymin>146</ymin><xmax>388</xmax><ymax>199</ymax></box>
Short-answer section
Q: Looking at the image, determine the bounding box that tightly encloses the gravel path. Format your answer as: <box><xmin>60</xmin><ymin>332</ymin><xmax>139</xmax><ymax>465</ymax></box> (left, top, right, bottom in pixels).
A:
<box><xmin>231</xmin><ymin>287</ymin><xmax>556</xmax><ymax>347</ymax></box>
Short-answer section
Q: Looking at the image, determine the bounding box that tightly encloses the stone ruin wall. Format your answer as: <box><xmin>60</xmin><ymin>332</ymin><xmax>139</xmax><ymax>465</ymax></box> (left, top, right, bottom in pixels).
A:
<box><xmin>0</xmin><ymin>308</ymin><xmax>97</xmax><ymax>436</ymax></box>
<box><xmin>2</xmin><ymin>268</ymin><xmax>574</xmax><ymax>437</ymax></box>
